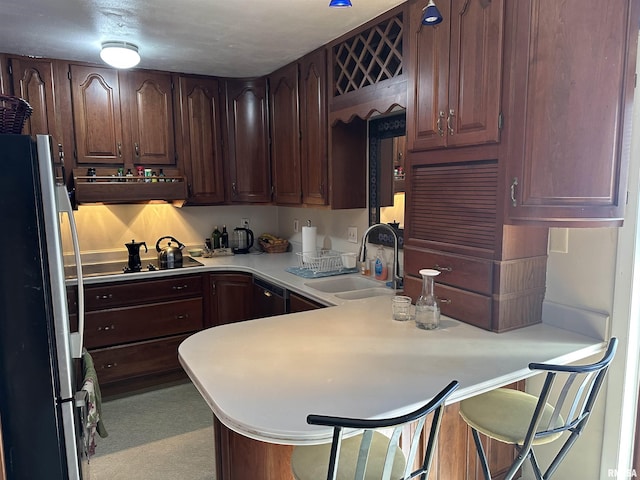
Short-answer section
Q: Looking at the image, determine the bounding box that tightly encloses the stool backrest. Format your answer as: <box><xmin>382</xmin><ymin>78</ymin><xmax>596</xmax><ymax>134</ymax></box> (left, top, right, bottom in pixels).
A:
<box><xmin>522</xmin><ymin>337</ymin><xmax>617</xmax><ymax>477</ymax></box>
<box><xmin>306</xmin><ymin>380</ymin><xmax>459</xmax><ymax>480</ymax></box>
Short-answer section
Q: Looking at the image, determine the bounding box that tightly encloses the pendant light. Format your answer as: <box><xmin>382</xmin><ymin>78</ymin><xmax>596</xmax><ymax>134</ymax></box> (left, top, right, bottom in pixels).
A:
<box><xmin>100</xmin><ymin>41</ymin><xmax>141</xmax><ymax>69</ymax></box>
<box><xmin>421</xmin><ymin>0</ymin><xmax>443</xmax><ymax>25</ymax></box>
<box><xmin>329</xmin><ymin>0</ymin><xmax>352</xmax><ymax>7</ymax></box>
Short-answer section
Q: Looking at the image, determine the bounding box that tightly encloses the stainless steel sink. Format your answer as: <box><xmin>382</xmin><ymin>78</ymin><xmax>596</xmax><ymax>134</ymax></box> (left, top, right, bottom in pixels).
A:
<box><xmin>335</xmin><ymin>288</ymin><xmax>395</xmax><ymax>300</ymax></box>
<box><xmin>304</xmin><ymin>276</ymin><xmax>386</xmax><ymax>293</ymax></box>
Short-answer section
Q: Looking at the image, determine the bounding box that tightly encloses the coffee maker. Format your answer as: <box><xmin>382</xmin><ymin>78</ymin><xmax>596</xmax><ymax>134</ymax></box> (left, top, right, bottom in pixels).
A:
<box><xmin>125</xmin><ymin>239</ymin><xmax>148</xmax><ymax>272</ymax></box>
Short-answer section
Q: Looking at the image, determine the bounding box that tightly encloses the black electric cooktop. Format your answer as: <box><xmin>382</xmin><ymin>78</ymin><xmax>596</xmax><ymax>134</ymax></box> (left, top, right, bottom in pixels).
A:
<box><xmin>64</xmin><ymin>256</ymin><xmax>204</xmax><ymax>279</ymax></box>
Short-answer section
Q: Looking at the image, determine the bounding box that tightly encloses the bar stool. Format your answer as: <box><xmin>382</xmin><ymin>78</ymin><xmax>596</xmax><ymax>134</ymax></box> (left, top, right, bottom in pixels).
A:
<box><xmin>290</xmin><ymin>380</ymin><xmax>459</xmax><ymax>480</ymax></box>
<box><xmin>459</xmin><ymin>337</ymin><xmax>617</xmax><ymax>480</ymax></box>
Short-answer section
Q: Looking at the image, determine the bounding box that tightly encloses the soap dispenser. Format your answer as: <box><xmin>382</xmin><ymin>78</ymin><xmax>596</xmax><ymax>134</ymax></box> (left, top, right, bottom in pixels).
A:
<box><xmin>374</xmin><ymin>246</ymin><xmax>388</xmax><ymax>281</ymax></box>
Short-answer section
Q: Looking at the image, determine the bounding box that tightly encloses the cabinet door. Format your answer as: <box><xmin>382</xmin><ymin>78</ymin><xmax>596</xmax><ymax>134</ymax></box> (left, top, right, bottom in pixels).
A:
<box><xmin>9</xmin><ymin>57</ymin><xmax>63</xmax><ymax>148</ymax></box>
<box><xmin>124</xmin><ymin>70</ymin><xmax>176</xmax><ymax>166</ymax></box>
<box><xmin>70</xmin><ymin>64</ymin><xmax>124</xmax><ymax>165</ymax></box>
<box><xmin>446</xmin><ymin>0</ymin><xmax>503</xmax><ymax>148</ymax></box>
<box><xmin>504</xmin><ymin>0</ymin><xmax>638</xmax><ymax>225</ymax></box>
<box><xmin>177</xmin><ymin>75</ymin><xmax>225</xmax><ymax>204</ymax></box>
<box><xmin>289</xmin><ymin>292</ymin><xmax>324</xmax><ymax>313</ymax></box>
<box><xmin>407</xmin><ymin>0</ymin><xmax>450</xmax><ymax>151</ymax></box>
<box><xmin>208</xmin><ymin>273</ymin><xmax>254</xmax><ymax>326</ymax></box>
<box><xmin>299</xmin><ymin>48</ymin><xmax>328</xmax><ymax>206</ymax></box>
<box><xmin>407</xmin><ymin>0</ymin><xmax>503</xmax><ymax>152</ymax></box>
<box><xmin>224</xmin><ymin>78</ymin><xmax>271</xmax><ymax>203</ymax></box>
<box><xmin>270</xmin><ymin>63</ymin><xmax>301</xmax><ymax>205</ymax></box>
<box><xmin>0</xmin><ymin>53</ymin><xmax>9</xmax><ymax>94</ymax></box>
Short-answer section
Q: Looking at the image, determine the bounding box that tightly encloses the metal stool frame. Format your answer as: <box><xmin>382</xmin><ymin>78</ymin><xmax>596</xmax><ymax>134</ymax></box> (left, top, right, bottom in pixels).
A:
<box><xmin>299</xmin><ymin>380</ymin><xmax>459</xmax><ymax>480</ymax></box>
<box><xmin>468</xmin><ymin>337</ymin><xmax>617</xmax><ymax>480</ymax></box>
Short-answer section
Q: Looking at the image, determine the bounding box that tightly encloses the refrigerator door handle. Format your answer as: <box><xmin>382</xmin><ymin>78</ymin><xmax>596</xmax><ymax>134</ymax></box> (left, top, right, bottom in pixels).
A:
<box><xmin>56</xmin><ymin>184</ymin><xmax>85</xmax><ymax>359</ymax></box>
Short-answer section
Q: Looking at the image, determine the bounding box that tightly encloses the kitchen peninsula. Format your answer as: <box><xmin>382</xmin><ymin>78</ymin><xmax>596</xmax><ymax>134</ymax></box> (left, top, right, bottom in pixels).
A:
<box><xmin>169</xmin><ymin>252</ymin><xmax>606</xmax><ymax>480</ymax></box>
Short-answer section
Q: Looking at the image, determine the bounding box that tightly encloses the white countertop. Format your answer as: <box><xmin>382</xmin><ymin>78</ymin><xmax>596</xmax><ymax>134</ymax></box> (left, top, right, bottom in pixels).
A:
<box><xmin>76</xmin><ymin>251</ymin><xmax>606</xmax><ymax>446</ymax></box>
<box><xmin>178</xmin><ymin>293</ymin><xmax>605</xmax><ymax>446</ymax></box>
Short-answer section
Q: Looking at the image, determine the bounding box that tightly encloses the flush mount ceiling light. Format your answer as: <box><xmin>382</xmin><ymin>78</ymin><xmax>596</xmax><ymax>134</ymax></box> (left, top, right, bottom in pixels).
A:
<box><xmin>329</xmin><ymin>0</ymin><xmax>352</xmax><ymax>7</ymax></box>
<box><xmin>100</xmin><ymin>41</ymin><xmax>140</xmax><ymax>69</ymax></box>
<box><xmin>421</xmin><ymin>0</ymin><xmax>443</xmax><ymax>25</ymax></box>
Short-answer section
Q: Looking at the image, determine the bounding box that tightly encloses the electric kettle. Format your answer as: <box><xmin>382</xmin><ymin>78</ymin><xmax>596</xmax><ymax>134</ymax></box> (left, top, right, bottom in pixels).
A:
<box><xmin>155</xmin><ymin>236</ymin><xmax>185</xmax><ymax>268</ymax></box>
<box><xmin>125</xmin><ymin>239</ymin><xmax>147</xmax><ymax>272</ymax></box>
<box><xmin>232</xmin><ymin>227</ymin><xmax>254</xmax><ymax>254</ymax></box>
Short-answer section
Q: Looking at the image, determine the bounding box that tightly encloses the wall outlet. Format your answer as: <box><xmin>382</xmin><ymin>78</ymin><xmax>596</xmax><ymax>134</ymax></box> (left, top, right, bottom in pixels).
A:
<box><xmin>347</xmin><ymin>226</ymin><xmax>358</xmax><ymax>244</ymax></box>
<box><xmin>293</xmin><ymin>219</ymin><xmax>300</xmax><ymax>233</ymax></box>
<box><xmin>241</xmin><ymin>218</ymin><xmax>249</xmax><ymax>228</ymax></box>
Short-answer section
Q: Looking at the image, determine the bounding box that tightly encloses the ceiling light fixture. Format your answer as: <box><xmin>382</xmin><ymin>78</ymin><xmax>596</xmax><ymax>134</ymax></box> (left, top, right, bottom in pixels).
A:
<box><xmin>421</xmin><ymin>0</ymin><xmax>443</xmax><ymax>25</ymax></box>
<box><xmin>100</xmin><ymin>41</ymin><xmax>141</xmax><ymax>69</ymax></box>
<box><xmin>329</xmin><ymin>0</ymin><xmax>352</xmax><ymax>7</ymax></box>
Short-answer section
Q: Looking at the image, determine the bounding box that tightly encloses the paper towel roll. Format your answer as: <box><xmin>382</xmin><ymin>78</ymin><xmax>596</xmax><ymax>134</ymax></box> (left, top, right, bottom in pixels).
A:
<box><xmin>302</xmin><ymin>226</ymin><xmax>317</xmax><ymax>262</ymax></box>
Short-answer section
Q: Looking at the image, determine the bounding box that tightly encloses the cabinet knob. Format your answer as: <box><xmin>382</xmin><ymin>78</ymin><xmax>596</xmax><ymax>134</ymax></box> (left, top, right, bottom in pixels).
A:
<box><xmin>447</xmin><ymin>109</ymin><xmax>455</xmax><ymax>136</ymax></box>
<box><xmin>437</xmin><ymin>111</ymin><xmax>446</xmax><ymax>137</ymax></box>
<box><xmin>510</xmin><ymin>177</ymin><xmax>519</xmax><ymax>207</ymax></box>
<box><xmin>433</xmin><ymin>264</ymin><xmax>452</xmax><ymax>273</ymax></box>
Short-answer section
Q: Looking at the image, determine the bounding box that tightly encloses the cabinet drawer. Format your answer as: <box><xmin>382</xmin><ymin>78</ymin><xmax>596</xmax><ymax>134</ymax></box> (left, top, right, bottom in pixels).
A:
<box><xmin>85</xmin><ymin>274</ymin><xmax>202</xmax><ymax>310</ymax></box>
<box><xmin>404</xmin><ymin>246</ymin><xmax>493</xmax><ymax>295</ymax></box>
<box><xmin>404</xmin><ymin>275</ymin><xmax>492</xmax><ymax>330</ymax></box>
<box><xmin>89</xmin><ymin>334</ymin><xmax>189</xmax><ymax>384</ymax></box>
<box><xmin>85</xmin><ymin>298</ymin><xmax>203</xmax><ymax>349</ymax></box>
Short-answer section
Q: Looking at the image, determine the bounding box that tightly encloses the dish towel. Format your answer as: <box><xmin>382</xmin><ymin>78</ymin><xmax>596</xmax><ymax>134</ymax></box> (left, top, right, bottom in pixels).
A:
<box><xmin>82</xmin><ymin>348</ymin><xmax>108</xmax><ymax>456</ymax></box>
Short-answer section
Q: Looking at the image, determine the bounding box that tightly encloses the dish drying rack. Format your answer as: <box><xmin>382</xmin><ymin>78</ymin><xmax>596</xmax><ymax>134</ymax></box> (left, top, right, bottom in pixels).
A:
<box><xmin>286</xmin><ymin>250</ymin><xmax>358</xmax><ymax>278</ymax></box>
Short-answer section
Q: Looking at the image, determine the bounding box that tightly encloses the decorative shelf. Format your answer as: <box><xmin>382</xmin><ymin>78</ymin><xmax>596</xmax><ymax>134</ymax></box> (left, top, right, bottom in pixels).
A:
<box><xmin>73</xmin><ymin>168</ymin><xmax>188</xmax><ymax>205</ymax></box>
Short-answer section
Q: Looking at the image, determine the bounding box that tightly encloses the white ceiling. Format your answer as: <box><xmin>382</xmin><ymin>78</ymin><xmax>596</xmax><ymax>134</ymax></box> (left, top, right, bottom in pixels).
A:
<box><xmin>0</xmin><ymin>0</ymin><xmax>405</xmax><ymax>78</ymax></box>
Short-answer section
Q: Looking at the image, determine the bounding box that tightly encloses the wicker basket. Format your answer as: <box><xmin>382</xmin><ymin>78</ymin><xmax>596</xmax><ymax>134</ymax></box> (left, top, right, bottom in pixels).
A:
<box><xmin>0</xmin><ymin>95</ymin><xmax>33</xmax><ymax>134</ymax></box>
<box><xmin>259</xmin><ymin>239</ymin><xmax>289</xmax><ymax>253</ymax></box>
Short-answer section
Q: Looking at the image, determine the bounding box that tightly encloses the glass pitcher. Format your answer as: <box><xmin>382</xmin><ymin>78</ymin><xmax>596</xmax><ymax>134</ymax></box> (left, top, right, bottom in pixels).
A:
<box><xmin>415</xmin><ymin>268</ymin><xmax>440</xmax><ymax>330</ymax></box>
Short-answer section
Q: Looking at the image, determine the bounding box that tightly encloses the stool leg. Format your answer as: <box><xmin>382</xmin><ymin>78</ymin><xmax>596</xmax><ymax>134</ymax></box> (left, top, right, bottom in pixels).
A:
<box><xmin>471</xmin><ymin>428</ymin><xmax>491</xmax><ymax>480</ymax></box>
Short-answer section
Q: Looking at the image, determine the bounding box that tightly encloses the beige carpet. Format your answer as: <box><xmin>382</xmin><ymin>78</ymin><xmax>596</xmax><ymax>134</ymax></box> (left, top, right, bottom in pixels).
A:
<box><xmin>89</xmin><ymin>382</ymin><xmax>216</xmax><ymax>480</ymax></box>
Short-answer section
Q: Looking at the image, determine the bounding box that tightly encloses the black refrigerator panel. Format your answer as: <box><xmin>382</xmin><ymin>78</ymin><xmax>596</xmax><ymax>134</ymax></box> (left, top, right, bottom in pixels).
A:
<box><xmin>0</xmin><ymin>134</ymin><xmax>69</xmax><ymax>480</ymax></box>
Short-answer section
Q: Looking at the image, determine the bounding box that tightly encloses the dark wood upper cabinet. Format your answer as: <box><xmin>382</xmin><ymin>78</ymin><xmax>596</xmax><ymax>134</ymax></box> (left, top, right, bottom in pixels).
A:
<box><xmin>299</xmin><ymin>48</ymin><xmax>329</xmax><ymax>206</ymax></box>
<box><xmin>269</xmin><ymin>63</ymin><xmax>301</xmax><ymax>205</ymax></box>
<box><xmin>503</xmin><ymin>0</ymin><xmax>639</xmax><ymax>226</ymax></box>
<box><xmin>123</xmin><ymin>70</ymin><xmax>176</xmax><ymax>166</ymax></box>
<box><xmin>177</xmin><ymin>75</ymin><xmax>225</xmax><ymax>204</ymax></box>
<box><xmin>0</xmin><ymin>54</ymin><xmax>9</xmax><ymax>94</ymax></box>
<box><xmin>9</xmin><ymin>57</ymin><xmax>64</xmax><ymax>151</ymax></box>
<box><xmin>224</xmin><ymin>78</ymin><xmax>271</xmax><ymax>203</ymax></box>
<box><xmin>407</xmin><ymin>0</ymin><xmax>504</xmax><ymax>152</ymax></box>
<box><xmin>70</xmin><ymin>64</ymin><xmax>126</xmax><ymax>165</ymax></box>
<box><xmin>70</xmin><ymin>64</ymin><xmax>176</xmax><ymax>167</ymax></box>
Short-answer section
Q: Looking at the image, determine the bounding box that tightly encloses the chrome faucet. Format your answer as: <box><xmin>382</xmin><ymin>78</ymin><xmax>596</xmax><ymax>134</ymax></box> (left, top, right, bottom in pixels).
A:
<box><xmin>358</xmin><ymin>223</ymin><xmax>402</xmax><ymax>290</ymax></box>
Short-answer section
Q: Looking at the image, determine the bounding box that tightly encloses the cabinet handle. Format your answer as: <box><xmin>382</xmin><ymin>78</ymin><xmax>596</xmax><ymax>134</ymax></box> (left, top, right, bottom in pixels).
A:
<box><xmin>232</xmin><ymin>182</ymin><xmax>238</xmax><ymax>195</ymax></box>
<box><xmin>97</xmin><ymin>325</ymin><xmax>115</xmax><ymax>331</ymax></box>
<box><xmin>263</xmin><ymin>290</ymin><xmax>273</xmax><ymax>298</ymax></box>
<box><xmin>510</xmin><ymin>177</ymin><xmax>519</xmax><ymax>207</ymax></box>
<box><xmin>433</xmin><ymin>264</ymin><xmax>452</xmax><ymax>273</ymax></box>
<box><xmin>437</xmin><ymin>111</ymin><xmax>445</xmax><ymax>137</ymax></box>
<box><xmin>134</xmin><ymin>142</ymin><xmax>140</xmax><ymax>158</ymax></box>
<box><xmin>176</xmin><ymin>314</ymin><xmax>189</xmax><ymax>320</ymax></box>
<box><xmin>117</xmin><ymin>142</ymin><xmax>122</xmax><ymax>158</ymax></box>
<box><xmin>96</xmin><ymin>294</ymin><xmax>113</xmax><ymax>300</ymax></box>
<box><xmin>439</xmin><ymin>298</ymin><xmax>452</xmax><ymax>305</ymax></box>
<box><xmin>172</xmin><ymin>284</ymin><xmax>189</xmax><ymax>291</ymax></box>
<box><xmin>101</xmin><ymin>363</ymin><xmax>118</xmax><ymax>369</ymax></box>
<box><xmin>447</xmin><ymin>109</ymin><xmax>455</xmax><ymax>136</ymax></box>
<box><xmin>211</xmin><ymin>282</ymin><xmax>217</xmax><ymax>295</ymax></box>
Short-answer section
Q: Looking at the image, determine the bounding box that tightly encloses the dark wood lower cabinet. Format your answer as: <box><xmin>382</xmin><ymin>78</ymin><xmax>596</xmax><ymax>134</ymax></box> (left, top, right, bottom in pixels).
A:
<box><xmin>212</xmin><ymin>381</ymin><xmax>523</xmax><ymax>480</ymax></box>
<box><xmin>79</xmin><ymin>274</ymin><xmax>205</xmax><ymax>397</ymax></box>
